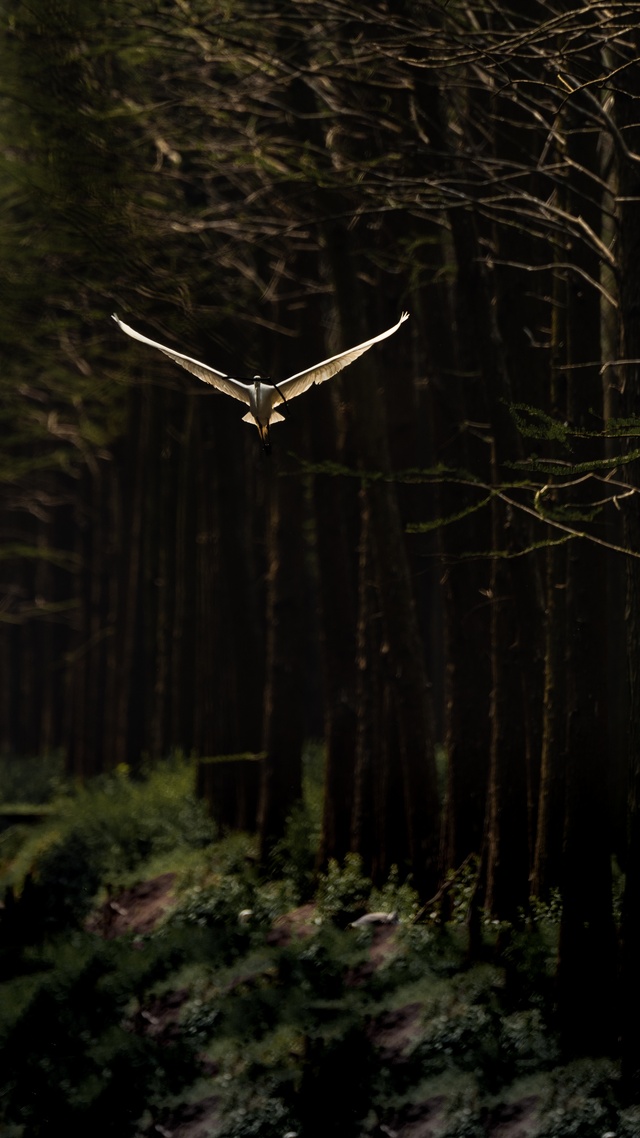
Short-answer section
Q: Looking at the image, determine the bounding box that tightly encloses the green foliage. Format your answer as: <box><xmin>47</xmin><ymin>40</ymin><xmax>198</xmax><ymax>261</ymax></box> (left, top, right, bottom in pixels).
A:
<box><xmin>370</xmin><ymin>865</ymin><xmax>420</xmax><ymax>922</ymax></box>
<box><xmin>529</xmin><ymin>888</ymin><xmax>563</xmax><ymax>924</ymax></box>
<box><xmin>277</xmin><ymin>924</ymin><xmax>360</xmax><ymax>1004</ymax></box>
<box><xmin>316</xmin><ymin>855</ymin><xmax>420</xmax><ymax>928</ymax></box>
<box><xmin>316</xmin><ymin>853</ymin><xmax>372</xmax><ymax>924</ymax></box>
<box><xmin>2</xmin><ymin>760</ymin><xmax>216</xmax><ymax>932</ymax></box>
<box><xmin>269</xmin><ymin>741</ymin><xmax>324</xmax><ymax>902</ymax></box>
<box><xmin>269</xmin><ymin>798</ymin><xmax>320</xmax><ymax>903</ymax></box>
<box><xmin>446</xmin><ymin>855</ymin><xmax>481</xmax><ymax>925</ymax></box>
<box><xmin>168</xmin><ymin>875</ymin><xmax>253</xmax><ymax>931</ymax></box>
<box><xmin>0</xmin><ymin>758</ymin><xmax>628</xmax><ymax>1137</ymax></box>
<box><xmin>179</xmin><ymin>995</ymin><xmax>221</xmax><ymax>1046</ymax></box>
<box><xmin>218</xmin><ymin>1099</ymin><xmax>298</xmax><ymax>1138</ymax></box>
<box><xmin>408</xmin><ymin>998</ymin><xmax>499</xmax><ymax>1080</ymax></box>
<box><xmin>0</xmin><ymin>934</ymin><xmax>199</xmax><ymax>1136</ymax></box>
<box><xmin>535</xmin><ymin>1058</ymin><xmax>620</xmax><ymax>1137</ymax></box>
<box><xmin>162</xmin><ymin>876</ymin><xmax>257</xmax><ymax>965</ymax></box>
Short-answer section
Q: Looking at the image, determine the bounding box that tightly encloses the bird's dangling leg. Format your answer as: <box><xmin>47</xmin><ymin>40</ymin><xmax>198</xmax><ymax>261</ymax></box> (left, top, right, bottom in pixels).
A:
<box><xmin>258</xmin><ymin>422</ymin><xmax>272</xmax><ymax>455</ymax></box>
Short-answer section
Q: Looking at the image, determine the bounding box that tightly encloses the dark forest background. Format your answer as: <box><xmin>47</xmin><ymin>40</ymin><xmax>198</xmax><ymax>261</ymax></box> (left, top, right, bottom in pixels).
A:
<box><xmin>4</xmin><ymin>0</ymin><xmax>640</xmax><ymax>1087</ymax></box>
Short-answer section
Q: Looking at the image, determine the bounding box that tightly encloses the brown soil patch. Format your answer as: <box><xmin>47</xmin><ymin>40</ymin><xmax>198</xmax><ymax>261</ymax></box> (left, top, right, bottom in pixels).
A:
<box><xmin>154</xmin><ymin>1094</ymin><xmax>223</xmax><ymax>1138</ymax></box>
<box><xmin>485</xmin><ymin>1096</ymin><xmax>542</xmax><ymax>1137</ymax></box>
<box><xmin>387</xmin><ymin>1095</ymin><xmax>449</xmax><ymax>1138</ymax></box>
<box><xmin>368</xmin><ymin>1000</ymin><xmax>424</xmax><ymax>1060</ymax></box>
<box><xmin>86</xmin><ymin>872</ymin><xmax>177</xmax><ymax>938</ymax></box>
<box><xmin>130</xmin><ymin>985</ymin><xmax>191</xmax><ymax>1041</ymax></box>
<box><xmin>383</xmin><ymin>1093</ymin><xmax>542</xmax><ymax>1138</ymax></box>
<box><xmin>266</xmin><ymin>901</ymin><xmax>319</xmax><ymax>946</ymax></box>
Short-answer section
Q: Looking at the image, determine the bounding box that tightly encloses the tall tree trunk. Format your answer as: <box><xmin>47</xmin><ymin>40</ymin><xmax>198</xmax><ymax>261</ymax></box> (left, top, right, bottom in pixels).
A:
<box><xmin>556</xmin><ymin>109</ymin><xmax>617</xmax><ymax>1055</ymax></box>
<box><xmin>111</xmin><ymin>385</ymin><xmax>148</xmax><ymax>769</ymax></box>
<box><xmin>325</xmin><ymin>227</ymin><xmax>440</xmax><ymax>897</ymax></box>
<box><xmin>614</xmin><ymin>52</ymin><xmax>640</xmax><ymax>1093</ymax></box>
<box><xmin>531</xmin><ymin>264</ymin><xmax>569</xmax><ymax>901</ymax></box>
<box><xmin>449</xmin><ymin>209</ymin><xmax>533</xmax><ymax>920</ymax></box>
<box><xmin>258</xmin><ymin>449</ymin><xmax>306</xmax><ymax>860</ymax></box>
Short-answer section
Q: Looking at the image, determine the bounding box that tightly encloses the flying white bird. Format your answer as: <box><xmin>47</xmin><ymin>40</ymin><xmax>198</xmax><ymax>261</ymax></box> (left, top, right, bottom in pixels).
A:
<box><xmin>112</xmin><ymin>311</ymin><xmax>409</xmax><ymax>452</ymax></box>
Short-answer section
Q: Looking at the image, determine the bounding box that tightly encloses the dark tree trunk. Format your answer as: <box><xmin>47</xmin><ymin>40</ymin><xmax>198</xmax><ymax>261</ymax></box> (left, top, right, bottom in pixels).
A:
<box><xmin>555</xmin><ymin>112</ymin><xmax>617</xmax><ymax>1055</ymax></box>
<box><xmin>325</xmin><ymin>227</ymin><xmax>440</xmax><ymax>898</ymax></box>
<box><xmin>303</xmin><ymin>309</ymin><xmax>359</xmax><ymax>870</ymax></box>
<box><xmin>111</xmin><ymin>385</ymin><xmax>148</xmax><ymax>769</ymax></box>
<box><xmin>258</xmin><ymin>449</ymin><xmax>306</xmax><ymax>860</ymax></box>
<box><xmin>198</xmin><ymin>753</ymin><xmax>263</xmax><ymax>834</ymax></box>
<box><xmin>614</xmin><ymin>55</ymin><xmax>640</xmax><ymax>1093</ymax></box>
<box><xmin>531</xmin><ymin>539</ymin><xmax>566</xmax><ymax>899</ymax></box>
<box><xmin>448</xmin><ymin>209</ymin><xmax>533</xmax><ymax>920</ymax></box>
<box><xmin>531</xmin><ymin>264</ymin><xmax>569</xmax><ymax>901</ymax></box>
<box><xmin>351</xmin><ymin>488</ymin><xmax>380</xmax><ymax>878</ymax></box>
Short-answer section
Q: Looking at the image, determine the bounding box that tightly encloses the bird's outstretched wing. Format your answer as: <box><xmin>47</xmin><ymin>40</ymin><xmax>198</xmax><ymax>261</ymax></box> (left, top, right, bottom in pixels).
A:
<box><xmin>275</xmin><ymin>312</ymin><xmax>409</xmax><ymax>405</ymax></box>
<box><xmin>111</xmin><ymin>314</ymin><xmax>252</xmax><ymax>406</ymax></box>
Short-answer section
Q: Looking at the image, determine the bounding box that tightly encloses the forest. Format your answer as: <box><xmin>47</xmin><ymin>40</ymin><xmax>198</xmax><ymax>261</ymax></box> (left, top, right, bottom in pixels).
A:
<box><xmin>3</xmin><ymin>0</ymin><xmax>640</xmax><ymax>1131</ymax></box>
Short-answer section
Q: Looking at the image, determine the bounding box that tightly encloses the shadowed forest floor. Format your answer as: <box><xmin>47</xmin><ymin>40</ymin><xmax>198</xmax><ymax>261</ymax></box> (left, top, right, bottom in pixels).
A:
<box><xmin>66</xmin><ymin>873</ymin><xmax>635</xmax><ymax>1137</ymax></box>
<box><xmin>0</xmin><ymin>759</ymin><xmax>637</xmax><ymax>1137</ymax></box>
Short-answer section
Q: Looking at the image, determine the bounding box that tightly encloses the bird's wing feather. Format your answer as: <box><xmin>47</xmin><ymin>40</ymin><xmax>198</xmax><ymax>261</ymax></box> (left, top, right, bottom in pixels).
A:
<box><xmin>112</xmin><ymin>314</ymin><xmax>252</xmax><ymax>406</ymax></box>
<box><xmin>275</xmin><ymin>312</ymin><xmax>409</xmax><ymax>404</ymax></box>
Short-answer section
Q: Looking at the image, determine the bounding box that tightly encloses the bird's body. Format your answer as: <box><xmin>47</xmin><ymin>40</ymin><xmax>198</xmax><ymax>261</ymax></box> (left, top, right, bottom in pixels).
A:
<box><xmin>112</xmin><ymin>310</ymin><xmax>409</xmax><ymax>451</ymax></box>
<box><xmin>246</xmin><ymin>380</ymin><xmax>287</xmax><ymax>451</ymax></box>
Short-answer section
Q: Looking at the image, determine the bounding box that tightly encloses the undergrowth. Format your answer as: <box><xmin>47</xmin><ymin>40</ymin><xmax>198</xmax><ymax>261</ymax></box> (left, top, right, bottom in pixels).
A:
<box><xmin>1</xmin><ymin>756</ymin><xmax>216</xmax><ymax>934</ymax></box>
<box><xmin>0</xmin><ymin>751</ymin><xmax>633</xmax><ymax>1138</ymax></box>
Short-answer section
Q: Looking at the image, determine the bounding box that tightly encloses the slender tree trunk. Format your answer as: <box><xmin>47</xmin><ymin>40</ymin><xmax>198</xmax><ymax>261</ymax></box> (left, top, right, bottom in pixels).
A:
<box><xmin>258</xmin><ymin>449</ymin><xmax>306</xmax><ymax>860</ymax></box>
<box><xmin>615</xmin><ymin>54</ymin><xmax>640</xmax><ymax>1093</ymax></box>
<box><xmin>351</xmin><ymin>487</ymin><xmax>379</xmax><ymax>877</ymax></box>
<box><xmin>531</xmin><ymin>539</ymin><xmax>566</xmax><ymax>899</ymax></box>
<box><xmin>325</xmin><ymin>228</ymin><xmax>440</xmax><ymax>897</ymax></box>
<box><xmin>556</xmin><ymin>110</ymin><xmax>617</xmax><ymax>1054</ymax></box>
<box><xmin>531</xmin><ymin>263</ymin><xmax>569</xmax><ymax>900</ymax></box>
<box><xmin>449</xmin><ymin>209</ymin><xmax>532</xmax><ymax>920</ymax></box>
<box><xmin>295</xmin><ymin>302</ymin><xmax>359</xmax><ymax>870</ymax></box>
<box><xmin>112</xmin><ymin>385</ymin><xmax>148</xmax><ymax>768</ymax></box>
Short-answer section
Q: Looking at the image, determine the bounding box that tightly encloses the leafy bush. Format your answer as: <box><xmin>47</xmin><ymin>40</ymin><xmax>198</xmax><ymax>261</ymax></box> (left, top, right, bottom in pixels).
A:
<box><xmin>447</xmin><ymin>855</ymin><xmax>481</xmax><ymax>925</ymax></box>
<box><xmin>167</xmin><ymin>875</ymin><xmax>253</xmax><ymax>931</ymax></box>
<box><xmin>370</xmin><ymin>865</ymin><xmax>420</xmax><ymax>922</ymax></box>
<box><xmin>269</xmin><ymin>741</ymin><xmax>324</xmax><ymax>902</ymax></box>
<box><xmin>3</xmin><ymin>760</ymin><xmax>216</xmax><ymax>933</ymax></box>
<box><xmin>316</xmin><ymin>854</ymin><xmax>371</xmax><ymax>925</ymax></box>
<box><xmin>252</xmin><ymin>877</ymin><xmax>299</xmax><ymax>924</ymax></box>
<box><xmin>166</xmin><ymin>875</ymin><xmax>267</xmax><ymax>953</ymax></box>
<box><xmin>499</xmin><ymin>1008</ymin><xmax>559</xmax><ymax>1075</ymax></box>
<box><xmin>180</xmin><ymin>995</ymin><xmax>221</xmax><ymax>1044</ymax></box>
<box><xmin>36</xmin><ymin>827</ymin><xmax>105</xmax><ymax>928</ymax></box>
<box><xmin>278</xmin><ymin>924</ymin><xmax>357</xmax><ymax>1003</ymax></box>
<box><xmin>0</xmin><ymin>935</ymin><xmax>199</xmax><ymax>1136</ymax></box>
<box><xmin>218</xmin><ymin>1098</ymin><xmax>298</xmax><ymax>1138</ymax></box>
<box><xmin>535</xmin><ymin>1058</ymin><xmax>620</xmax><ymax>1137</ymax></box>
<box><xmin>410</xmin><ymin>1001</ymin><xmax>499</xmax><ymax>1077</ymax></box>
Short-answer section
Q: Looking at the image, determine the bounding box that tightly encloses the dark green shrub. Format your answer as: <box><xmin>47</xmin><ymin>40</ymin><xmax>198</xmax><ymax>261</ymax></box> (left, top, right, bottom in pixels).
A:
<box><xmin>6</xmin><ymin>762</ymin><xmax>217</xmax><ymax>935</ymax></box>
<box><xmin>269</xmin><ymin>742</ymin><xmax>324</xmax><ymax>903</ymax></box>
<box><xmin>0</xmin><ymin>936</ymin><xmax>199</xmax><ymax>1137</ymax></box>
<box><xmin>218</xmin><ymin>1098</ymin><xmax>298</xmax><ymax>1138</ymax></box>
<box><xmin>36</xmin><ymin>828</ymin><xmax>104</xmax><ymax>929</ymax></box>
<box><xmin>316</xmin><ymin>854</ymin><xmax>371</xmax><ymax>926</ymax></box>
